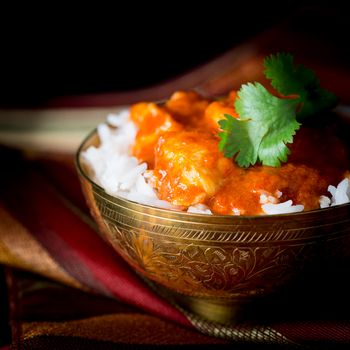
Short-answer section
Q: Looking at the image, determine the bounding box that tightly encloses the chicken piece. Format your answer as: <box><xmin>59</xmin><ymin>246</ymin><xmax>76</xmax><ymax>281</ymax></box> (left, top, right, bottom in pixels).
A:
<box><xmin>130</xmin><ymin>102</ymin><xmax>183</xmax><ymax>167</ymax></box>
<box><xmin>204</xmin><ymin>90</ymin><xmax>239</xmax><ymax>130</ymax></box>
<box><xmin>165</xmin><ymin>91</ymin><xmax>209</xmax><ymax>126</ymax></box>
<box><xmin>148</xmin><ymin>130</ymin><xmax>234</xmax><ymax>206</ymax></box>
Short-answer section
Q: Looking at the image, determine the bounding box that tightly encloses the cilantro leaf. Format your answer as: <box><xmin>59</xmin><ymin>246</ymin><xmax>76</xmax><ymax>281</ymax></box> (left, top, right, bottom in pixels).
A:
<box><xmin>219</xmin><ymin>83</ymin><xmax>300</xmax><ymax>167</ymax></box>
<box><xmin>219</xmin><ymin>114</ymin><xmax>267</xmax><ymax>167</ymax></box>
<box><xmin>264</xmin><ymin>53</ymin><xmax>337</xmax><ymax>120</ymax></box>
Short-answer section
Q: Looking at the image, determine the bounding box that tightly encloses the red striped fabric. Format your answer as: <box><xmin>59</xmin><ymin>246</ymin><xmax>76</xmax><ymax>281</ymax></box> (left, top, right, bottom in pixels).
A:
<box><xmin>1</xmin><ymin>161</ymin><xmax>191</xmax><ymax>328</ymax></box>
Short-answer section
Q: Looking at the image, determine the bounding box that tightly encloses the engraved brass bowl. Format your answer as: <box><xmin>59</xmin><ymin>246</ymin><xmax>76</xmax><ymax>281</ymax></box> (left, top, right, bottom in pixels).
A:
<box><xmin>76</xmin><ymin>130</ymin><xmax>350</xmax><ymax>324</ymax></box>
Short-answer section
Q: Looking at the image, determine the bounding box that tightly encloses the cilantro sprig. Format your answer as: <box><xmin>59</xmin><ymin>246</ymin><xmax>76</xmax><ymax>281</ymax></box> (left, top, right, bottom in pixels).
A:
<box><xmin>219</xmin><ymin>83</ymin><xmax>300</xmax><ymax>167</ymax></box>
<box><xmin>264</xmin><ymin>53</ymin><xmax>337</xmax><ymax>121</ymax></box>
<box><xmin>219</xmin><ymin>53</ymin><xmax>337</xmax><ymax>168</ymax></box>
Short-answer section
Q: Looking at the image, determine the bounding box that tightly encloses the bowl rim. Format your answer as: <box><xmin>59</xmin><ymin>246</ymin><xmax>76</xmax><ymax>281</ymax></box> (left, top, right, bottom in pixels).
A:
<box><xmin>75</xmin><ymin>127</ymin><xmax>350</xmax><ymax>221</ymax></box>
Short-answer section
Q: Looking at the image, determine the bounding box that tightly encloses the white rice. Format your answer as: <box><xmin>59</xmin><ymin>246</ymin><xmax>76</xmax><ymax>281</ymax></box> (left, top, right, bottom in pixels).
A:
<box><xmin>327</xmin><ymin>178</ymin><xmax>350</xmax><ymax>206</ymax></box>
<box><xmin>82</xmin><ymin>111</ymin><xmax>350</xmax><ymax>215</ymax></box>
<box><xmin>187</xmin><ymin>204</ymin><xmax>212</xmax><ymax>214</ymax></box>
<box><xmin>261</xmin><ymin>200</ymin><xmax>304</xmax><ymax>215</ymax></box>
<box><xmin>82</xmin><ymin>110</ymin><xmax>177</xmax><ymax>210</ymax></box>
<box><xmin>319</xmin><ymin>195</ymin><xmax>331</xmax><ymax>209</ymax></box>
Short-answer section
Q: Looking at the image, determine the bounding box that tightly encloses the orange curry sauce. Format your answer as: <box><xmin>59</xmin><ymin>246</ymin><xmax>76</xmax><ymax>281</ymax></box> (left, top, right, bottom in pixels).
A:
<box><xmin>130</xmin><ymin>91</ymin><xmax>349</xmax><ymax>215</ymax></box>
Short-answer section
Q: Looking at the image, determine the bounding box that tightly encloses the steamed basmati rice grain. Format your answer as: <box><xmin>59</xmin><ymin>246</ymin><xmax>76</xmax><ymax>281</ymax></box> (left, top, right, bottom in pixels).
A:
<box><xmin>259</xmin><ymin>193</ymin><xmax>279</xmax><ymax>205</ymax></box>
<box><xmin>259</xmin><ymin>192</ymin><xmax>305</xmax><ymax>215</ymax></box>
<box><xmin>319</xmin><ymin>195</ymin><xmax>331</xmax><ymax>208</ymax></box>
<box><xmin>232</xmin><ymin>208</ymin><xmax>241</xmax><ymax>216</ymax></box>
<box><xmin>106</xmin><ymin>110</ymin><xmax>130</xmax><ymax>127</ymax></box>
<box><xmin>262</xmin><ymin>200</ymin><xmax>304</xmax><ymax>215</ymax></box>
<box><xmin>318</xmin><ymin>178</ymin><xmax>350</xmax><ymax>208</ymax></box>
<box><xmin>187</xmin><ymin>204</ymin><xmax>212</xmax><ymax>214</ymax></box>
<box><xmin>329</xmin><ymin>178</ymin><xmax>350</xmax><ymax>206</ymax></box>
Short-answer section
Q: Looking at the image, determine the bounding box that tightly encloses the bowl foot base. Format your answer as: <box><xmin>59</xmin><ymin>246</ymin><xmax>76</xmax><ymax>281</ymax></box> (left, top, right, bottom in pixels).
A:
<box><xmin>148</xmin><ymin>280</ymin><xmax>257</xmax><ymax>324</ymax></box>
<box><xmin>173</xmin><ymin>293</ymin><xmax>253</xmax><ymax>324</ymax></box>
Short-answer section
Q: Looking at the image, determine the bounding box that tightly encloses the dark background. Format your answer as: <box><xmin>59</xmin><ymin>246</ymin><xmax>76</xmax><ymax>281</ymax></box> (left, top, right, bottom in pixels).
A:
<box><xmin>2</xmin><ymin>2</ymin><xmax>347</xmax><ymax>108</ymax></box>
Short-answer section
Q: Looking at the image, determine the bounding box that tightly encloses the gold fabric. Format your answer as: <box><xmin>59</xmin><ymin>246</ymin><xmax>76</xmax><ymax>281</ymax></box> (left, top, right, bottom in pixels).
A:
<box><xmin>0</xmin><ymin>205</ymin><xmax>82</xmax><ymax>289</ymax></box>
<box><xmin>22</xmin><ymin>314</ymin><xmax>227</xmax><ymax>345</ymax></box>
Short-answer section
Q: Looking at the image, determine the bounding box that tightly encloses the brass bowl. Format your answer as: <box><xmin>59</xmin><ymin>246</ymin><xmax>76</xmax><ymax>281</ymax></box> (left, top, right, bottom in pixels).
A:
<box><xmin>76</xmin><ymin>129</ymin><xmax>350</xmax><ymax>324</ymax></box>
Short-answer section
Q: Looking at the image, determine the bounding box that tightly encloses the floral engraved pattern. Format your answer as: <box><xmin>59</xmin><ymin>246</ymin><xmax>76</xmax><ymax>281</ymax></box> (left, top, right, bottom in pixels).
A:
<box><xmin>92</xmin><ymin>190</ymin><xmax>350</xmax><ymax>299</ymax></box>
<box><xmin>100</xmin><ymin>218</ymin><xmax>328</xmax><ymax>297</ymax></box>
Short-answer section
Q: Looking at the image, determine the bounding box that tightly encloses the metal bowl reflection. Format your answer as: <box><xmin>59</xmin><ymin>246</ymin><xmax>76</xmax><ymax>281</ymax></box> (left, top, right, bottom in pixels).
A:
<box><xmin>76</xmin><ymin>130</ymin><xmax>350</xmax><ymax>323</ymax></box>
